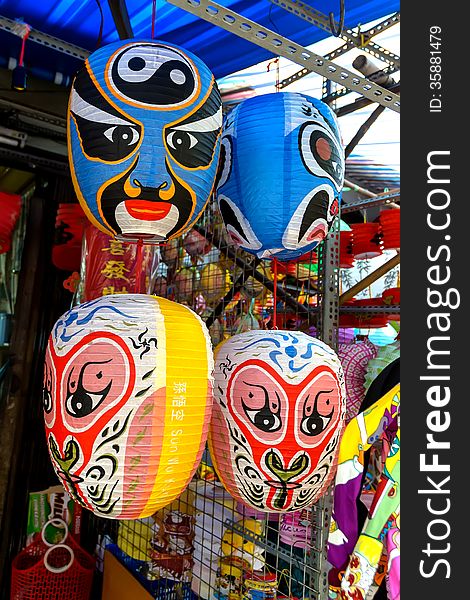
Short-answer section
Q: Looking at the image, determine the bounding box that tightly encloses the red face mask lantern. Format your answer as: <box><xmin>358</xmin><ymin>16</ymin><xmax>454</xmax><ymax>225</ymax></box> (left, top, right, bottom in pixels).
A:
<box><xmin>209</xmin><ymin>331</ymin><xmax>345</xmax><ymax>512</ymax></box>
<box><xmin>44</xmin><ymin>294</ymin><xmax>213</xmax><ymax>519</ymax></box>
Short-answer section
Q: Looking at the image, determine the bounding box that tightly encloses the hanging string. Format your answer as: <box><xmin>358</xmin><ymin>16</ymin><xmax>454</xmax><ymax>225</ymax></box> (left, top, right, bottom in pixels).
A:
<box><xmin>151</xmin><ymin>0</ymin><xmax>157</xmax><ymax>39</ymax></box>
<box><xmin>134</xmin><ymin>238</ymin><xmax>144</xmax><ymax>293</ymax></box>
<box><xmin>94</xmin><ymin>0</ymin><xmax>104</xmax><ymax>49</ymax></box>
<box><xmin>18</xmin><ymin>27</ymin><xmax>31</xmax><ymax>67</ymax></box>
<box><xmin>267</xmin><ymin>57</ymin><xmax>280</xmax><ymax>91</ymax></box>
<box><xmin>272</xmin><ymin>258</ymin><xmax>278</xmax><ymax>329</ymax></box>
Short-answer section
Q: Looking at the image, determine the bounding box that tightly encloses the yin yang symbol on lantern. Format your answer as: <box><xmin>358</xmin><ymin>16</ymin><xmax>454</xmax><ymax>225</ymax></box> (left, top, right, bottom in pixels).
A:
<box><xmin>68</xmin><ymin>41</ymin><xmax>222</xmax><ymax>242</ymax></box>
<box><xmin>209</xmin><ymin>332</ymin><xmax>346</xmax><ymax>512</ymax></box>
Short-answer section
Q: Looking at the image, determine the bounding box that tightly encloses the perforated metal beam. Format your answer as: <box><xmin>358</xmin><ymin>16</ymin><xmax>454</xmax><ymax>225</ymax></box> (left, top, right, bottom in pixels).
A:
<box><xmin>0</xmin><ymin>14</ymin><xmax>89</xmax><ymax>61</ymax></box>
<box><xmin>341</xmin><ymin>189</ymin><xmax>400</xmax><ymax>213</ymax></box>
<box><xmin>272</xmin><ymin>2</ymin><xmax>400</xmax><ymax>89</ymax></box>
<box><xmin>166</xmin><ymin>0</ymin><xmax>400</xmax><ymax>113</ymax></box>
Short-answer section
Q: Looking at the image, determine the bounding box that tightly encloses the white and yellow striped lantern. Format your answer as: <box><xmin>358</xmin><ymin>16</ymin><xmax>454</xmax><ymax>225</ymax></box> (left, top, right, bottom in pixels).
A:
<box><xmin>43</xmin><ymin>294</ymin><xmax>213</xmax><ymax>519</ymax></box>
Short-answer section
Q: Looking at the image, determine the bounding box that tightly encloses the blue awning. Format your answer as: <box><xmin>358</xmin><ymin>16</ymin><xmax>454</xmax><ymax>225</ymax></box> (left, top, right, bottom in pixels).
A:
<box><xmin>0</xmin><ymin>0</ymin><xmax>399</xmax><ymax>80</ymax></box>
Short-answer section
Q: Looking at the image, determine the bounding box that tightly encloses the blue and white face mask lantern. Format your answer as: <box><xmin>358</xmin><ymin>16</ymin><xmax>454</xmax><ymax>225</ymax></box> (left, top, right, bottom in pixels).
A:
<box><xmin>216</xmin><ymin>93</ymin><xmax>344</xmax><ymax>261</ymax></box>
<box><xmin>68</xmin><ymin>40</ymin><xmax>222</xmax><ymax>242</ymax></box>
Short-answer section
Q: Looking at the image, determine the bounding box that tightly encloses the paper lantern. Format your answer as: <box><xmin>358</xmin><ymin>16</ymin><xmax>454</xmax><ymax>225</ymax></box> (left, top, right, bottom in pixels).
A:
<box><xmin>216</xmin><ymin>92</ymin><xmax>344</xmax><ymax>261</ymax></box>
<box><xmin>80</xmin><ymin>223</ymin><xmax>159</xmax><ymax>300</ymax></box>
<box><xmin>52</xmin><ymin>203</ymin><xmax>87</xmax><ymax>271</ymax></box>
<box><xmin>68</xmin><ymin>40</ymin><xmax>222</xmax><ymax>243</ymax></box>
<box><xmin>173</xmin><ymin>267</ymin><xmax>199</xmax><ymax>302</ymax></box>
<box><xmin>43</xmin><ymin>294</ymin><xmax>213</xmax><ymax>519</ymax></box>
<box><xmin>209</xmin><ymin>330</ymin><xmax>345</xmax><ymax>512</ymax></box>
<box><xmin>198</xmin><ymin>263</ymin><xmax>229</xmax><ymax>304</ymax></box>
<box><xmin>161</xmin><ymin>238</ymin><xmax>180</xmax><ymax>269</ymax></box>
<box><xmin>338</xmin><ymin>339</ymin><xmax>378</xmax><ymax>422</ymax></box>
<box><xmin>379</xmin><ymin>208</ymin><xmax>400</xmax><ymax>250</ymax></box>
<box><xmin>350</xmin><ymin>223</ymin><xmax>383</xmax><ymax>259</ymax></box>
<box><xmin>0</xmin><ymin>192</ymin><xmax>21</xmax><ymax>254</ymax></box>
<box><xmin>339</xmin><ymin>230</ymin><xmax>355</xmax><ymax>268</ymax></box>
<box><xmin>183</xmin><ymin>229</ymin><xmax>212</xmax><ymax>258</ymax></box>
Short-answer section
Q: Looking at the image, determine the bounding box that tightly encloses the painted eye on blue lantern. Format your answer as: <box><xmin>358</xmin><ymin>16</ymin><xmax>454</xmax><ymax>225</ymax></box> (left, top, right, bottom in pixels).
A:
<box><xmin>215</xmin><ymin>136</ymin><xmax>232</xmax><ymax>189</ymax></box>
<box><xmin>283</xmin><ymin>184</ymin><xmax>334</xmax><ymax>250</ymax></box>
<box><xmin>218</xmin><ymin>196</ymin><xmax>262</xmax><ymax>251</ymax></box>
<box><xmin>299</xmin><ymin>121</ymin><xmax>344</xmax><ymax>190</ymax></box>
<box><xmin>166</xmin><ymin>130</ymin><xmax>198</xmax><ymax>151</ymax></box>
<box><xmin>103</xmin><ymin>125</ymin><xmax>140</xmax><ymax>146</ymax></box>
<box><xmin>164</xmin><ymin>82</ymin><xmax>222</xmax><ymax>169</ymax></box>
<box><xmin>70</xmin><ymin>68</ymin><xmax>142</xmax><ymax>163</ymax></box>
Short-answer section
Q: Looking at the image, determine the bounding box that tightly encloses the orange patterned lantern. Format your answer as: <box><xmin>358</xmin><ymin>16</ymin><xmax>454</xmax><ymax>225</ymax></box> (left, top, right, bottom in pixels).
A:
<box><xmin>44</xmin><ymin>294</ymin><xmax>213</xmax><ymax>519</ymax></box>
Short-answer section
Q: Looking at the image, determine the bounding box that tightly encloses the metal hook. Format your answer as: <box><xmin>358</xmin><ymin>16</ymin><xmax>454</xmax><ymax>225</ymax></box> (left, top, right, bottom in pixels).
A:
<box><xmin>329</xmin><ymin>0</ymin><xmax>345</xmax><ymax>37</ymax></box>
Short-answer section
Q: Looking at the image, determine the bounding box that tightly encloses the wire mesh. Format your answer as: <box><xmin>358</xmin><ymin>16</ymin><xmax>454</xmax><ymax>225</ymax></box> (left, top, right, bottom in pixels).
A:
<box><xmin>85</xmin><ymin>195</ymin><xmax>332</xmax><ymax>599</ymax></box>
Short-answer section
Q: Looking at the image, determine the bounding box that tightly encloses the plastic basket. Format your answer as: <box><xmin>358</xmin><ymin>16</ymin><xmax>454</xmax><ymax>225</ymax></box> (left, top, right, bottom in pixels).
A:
<box><xmin>11</xmin><ymin>519</ymin><xmax>94</xmax><ymax>600</ymax></box>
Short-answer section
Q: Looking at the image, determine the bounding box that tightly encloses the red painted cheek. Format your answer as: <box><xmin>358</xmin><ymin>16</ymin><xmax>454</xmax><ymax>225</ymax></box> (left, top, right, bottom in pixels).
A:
<box><xmin>229</xmin><ymin>365</ymin><xmax>288</xmax><ymax>446</ymax></box>
<box><xmin>60</xmin><ymin>340</ymin><xmax>131</xmax><ymax>432</ymax></box>
<box><xmin>295</xmin><ymin>372</ymin><xmax>341</xmax><ymax>448</ymax></box>
<box><xmin>43</xmin><ymin>346</ymin><xmax>56</xmax><ymax>430</ymax></box>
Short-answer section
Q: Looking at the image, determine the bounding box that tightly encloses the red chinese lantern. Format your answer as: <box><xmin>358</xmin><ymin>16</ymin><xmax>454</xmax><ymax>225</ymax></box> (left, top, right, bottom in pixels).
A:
<box><xmin>80</xmin><ymin>224</ymin><xmax>159</xmax><ymax>301</ymax></box>
<box><xmin>350</xmin><ymin>223</ymin><xmax>382</xmax><ymax>259</ymax></box>
<box><xmin>382</xmin><ymin>286</ymin><xmax>401</xmax><ymax>321</ymax></box>
<box><xmin>338</xmin><ymin>300</ymin><xmax>361</xmax><ymax>329</ymax></box>
<box><xmin>183</xmin><ymin>229</ymin><xmax>212</xmax><ymax>259</ymax></box>
<box><xmin>339</xmin><ymin>231</ymin><xmax>354</xmax><ymax>268</ymax></box>
<box><xmin>52</xmin><ymin>203</ymin><xmax>86</xmax><ymax>271</ymax></box>
<box><xmin>379</xmin><ymin>209</ymin><xmax>400</xmax><ymax>250</ymax></box>
<box><xmin>0</xmin><ymin>192</ymin><xmax>21</xmax><ymax>254</ymax></box>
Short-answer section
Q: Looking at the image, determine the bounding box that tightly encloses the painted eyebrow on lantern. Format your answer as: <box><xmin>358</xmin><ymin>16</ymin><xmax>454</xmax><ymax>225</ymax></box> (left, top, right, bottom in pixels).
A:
<box><xmin>171</xmin><ymin>106</ymin><xmax>222</xmax><ymax>133</ymax></box>
<box><xmin>71</xmin><ymin>88</ymin><xmax>135</xmax><ymax>127</ymax></box>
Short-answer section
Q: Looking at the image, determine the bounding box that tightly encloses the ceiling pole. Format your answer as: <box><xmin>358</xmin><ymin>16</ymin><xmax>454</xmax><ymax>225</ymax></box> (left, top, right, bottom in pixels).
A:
<box><xmin>107</xmin><ymin>0</ymin><xmax>134</xmax><ymax>40</ymax></box>
<box><xmin>344</xmin><ymin>105</ymin><xmax>386</xmax><ymax>158</ymax></box>
<box><xmin>166</xmin><ymin>0</ymin><xmax>400</xmax><ymax>113</ymax></box>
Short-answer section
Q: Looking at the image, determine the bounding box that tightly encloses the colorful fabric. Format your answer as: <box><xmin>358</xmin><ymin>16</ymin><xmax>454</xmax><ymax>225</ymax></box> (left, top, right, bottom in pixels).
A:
<box><xmin>338</xmin><ymin>339</ymin><xmax>378</xmax><ymax>422</ymax></box>
<box><xmin>328</xmin><ymin>385</ymin><xmax>400</xmax><ymax>599</ymax></box>
<box><xmin>364</xmin><ymin>343</ymin><xmax>400</xmax><ymax>393</ymax></box>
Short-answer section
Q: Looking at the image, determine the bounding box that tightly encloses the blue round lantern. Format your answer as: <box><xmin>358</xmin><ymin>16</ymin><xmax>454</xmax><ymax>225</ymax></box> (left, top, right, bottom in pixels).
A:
<box><xmin>216</xmin><ymin>93</ymin><xmax>344</xmax><ymax>261</ymax></box>
<box><xmin>68</xmin><ymin>40</ymin><xmax>222</xmax><ymax>242</ymax></box>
